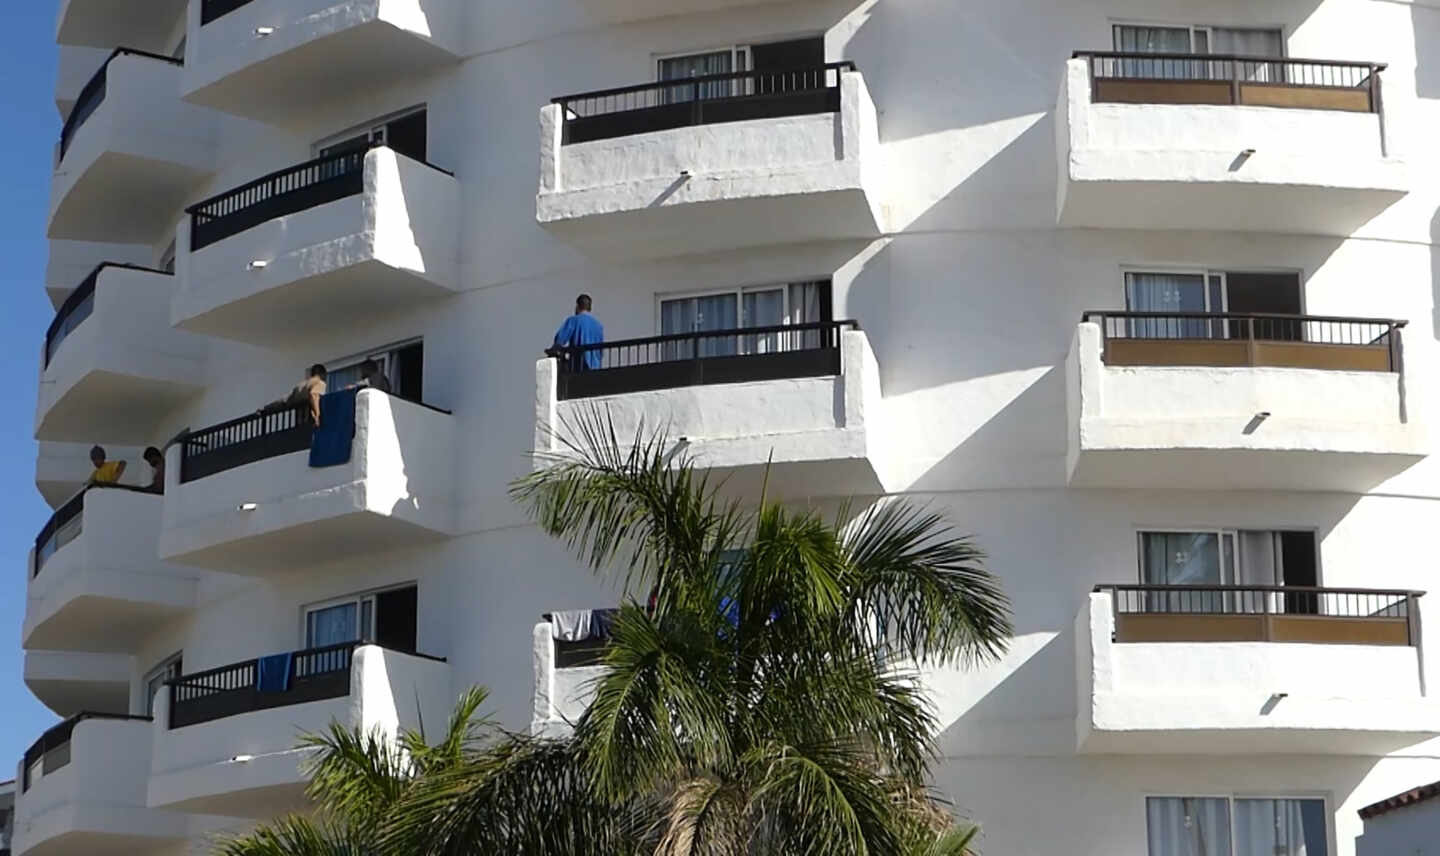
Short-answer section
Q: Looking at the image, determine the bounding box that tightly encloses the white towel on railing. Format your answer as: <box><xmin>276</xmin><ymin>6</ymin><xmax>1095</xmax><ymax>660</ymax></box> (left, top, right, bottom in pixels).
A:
<box><xmin>551</xmin><ymin>610</ymin><xmax>594</xmax><ymax>642</ymax></box>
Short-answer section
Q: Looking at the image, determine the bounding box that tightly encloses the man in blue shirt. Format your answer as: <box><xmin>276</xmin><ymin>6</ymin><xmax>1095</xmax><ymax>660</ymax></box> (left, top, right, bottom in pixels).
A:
<box><xmin>550</xmin><ymin>294</ymin><xmax>604</xmax><ymax>371</ymax></box>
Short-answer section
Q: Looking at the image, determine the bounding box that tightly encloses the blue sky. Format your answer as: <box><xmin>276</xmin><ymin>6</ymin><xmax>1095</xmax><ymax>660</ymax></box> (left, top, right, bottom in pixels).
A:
<box><xmin>0</xmin><ymin>3</ymin><xmax>69</xmax><ymax>769</ymax></box>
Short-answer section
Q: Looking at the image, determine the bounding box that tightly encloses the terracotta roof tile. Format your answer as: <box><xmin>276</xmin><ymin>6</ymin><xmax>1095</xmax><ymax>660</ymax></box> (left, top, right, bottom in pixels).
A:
<box><xmin>1360</xmin><ymin>781</ymin><xmax>1440</xmax><ymax>819</ymax></box>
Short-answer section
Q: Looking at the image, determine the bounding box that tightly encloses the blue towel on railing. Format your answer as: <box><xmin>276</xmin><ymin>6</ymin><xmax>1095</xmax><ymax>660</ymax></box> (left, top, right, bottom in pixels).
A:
<box><xmin>256</xmin><ymin>653</ymin><xmax>293</xmax><ymax>693</ymax></box>
<box><xmin>309</xmin><ymin>389</ymin><xmax>357</xmax><ymax>468</ymax></box>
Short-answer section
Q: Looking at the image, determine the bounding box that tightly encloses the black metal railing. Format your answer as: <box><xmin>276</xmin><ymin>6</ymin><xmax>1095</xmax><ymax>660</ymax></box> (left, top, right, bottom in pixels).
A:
<box><xmin>543</xmin><ymin>609</ymin><xmax>619</xmax><ymax>668</ymax></box>
<box><xmin>167</xmin><ymin>643</ymin><xmax>356</xmax><ymax>729</ymax></box>
<box><xmin>166</xmin><ymin>643</ymin><xmax>446</xmax><ymax>729</ymax></box>
<box><xmin>32</xmin><ymin>484</ymin><xmax>156</xmax><ymax>578</ymax></box>
<box><xmin>201</xmin><ymin>0</ymin><xmax>257</xmax><ymax>25</ymax></box>
<box><xmin>1081</xmin><ymin>311</ymin><xmax>1406</xmax><ymax>372</ymax></box>
<box><xmin>44</xmin><ymin>263</ymin><xmax>170</xmax><ymax>369</ymax></box>
<box><xmin>553</xmin><ymin>320</ymin><xmax>856</xmax><ymax>401</ymax></box>
<box><xmin>21</xmin><ymin>712</ymin><xmax>152</xmax><ymax>792</ymax></box>
<box><xmin>60</xmin><ymin>48</ymin><xmax>183</xmax><ymax>164</ymax></box>
<box><xmin>1075</xmin><ymin>51</ymin><xmax>1385</xmax><ymax>113</ymax></box>
<box><xmin>553</xmin><ymin>62</ymin><xmax>856</xmax><ymax>145</ymax></box>
<box><xmin>1097</xmin><ymin>584</ymin><xmax>1422</xmax><ymax>646</ymax></box>
<box><xmin>187</xmin><ymin>147</ymin><xmax>371</xmax><ymax>251</ymax></box>
<box><xmin>180</xmin><ymin>406</ymin><xmax>314</xmax><ymax>484</ymax></box>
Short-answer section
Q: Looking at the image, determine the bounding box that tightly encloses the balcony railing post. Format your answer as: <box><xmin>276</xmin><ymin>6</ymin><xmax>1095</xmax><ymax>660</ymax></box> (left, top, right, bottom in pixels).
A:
<box><xmin>1230</xmin><ymin>57</ymin><xmax>1243</xmax><ymax>105</ymax></box>
<box><xmin>1369</xmin><ymin>64</ymin><xmax>1381</xmax><ymax>114</ymax></box>
<box><xmin>1407</xmin><ymin>593</ymin><xmax>1422</xmax><ymax>648</ymax></box>
<box><xmin>691</xmin><ymin>80</ymin><xmax>702</xmax><ymax>126</ymax></box>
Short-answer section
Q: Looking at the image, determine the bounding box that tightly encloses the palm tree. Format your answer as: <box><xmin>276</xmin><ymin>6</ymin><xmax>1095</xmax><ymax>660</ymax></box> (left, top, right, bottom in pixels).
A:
<box><xmin>497</xmin><ymin>413</ymin><xmax>1015</xmax><ymax>855</ymax></box>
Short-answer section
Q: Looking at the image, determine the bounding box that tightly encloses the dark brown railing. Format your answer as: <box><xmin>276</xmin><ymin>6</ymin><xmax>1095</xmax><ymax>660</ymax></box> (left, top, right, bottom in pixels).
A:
<box><xmin>1082</xmin><ymin>311</ymin><xmax>1406</xmax><ymax>373</ymax></box>
<box><xmin>33</xmin><ymin>484</ymin><xmax>156</xmax><ymax>578</ymax></box>
<box><xmin>1097</xmin><ymin>584</ymin><xmax>1422</xmax><ymax>647</ymax></box>
<box><xmin>201</xmin><ymin>0</ymin><xmax>257</xmax><ymax>25</ymax></box>
<box><xmin>60</xmin><ymin>48</ymin><xmax>182</xmax><ymax>163</ymax></box>
<box><xmin>553</xmin><ymin>320</ymin><xmax>855</xmax><ymax>401</ymax></box>
<box><xmin>44</xmin><ymin>263</ymin><xmax>170</xmax><ymax>369</ymax></box>
<box><xmin>180</xmin><ymin>406</ymin><xmax>313</xmax><ymax>484</ymax></box>
<box><xmin>553</xmin><ymin>62</ymin><xmax>855</xmax><ymax>145</ymax></box>
<box><xmin>166</xmin><ymin>643</ymin><xmax>446</xmax><ymax>729</ymax></box>
<box><xmin>21</xmin><ymin>712</ymin><xmax>152</xmax><ymax>792</ymax></box>
<box><xmin>1075</xmin><ymin>51</ymin><xmax>1385</xmax><ymax>113</ymax></box>
<box><xmin>187</xmin><ymin>147</ymin><xmax>370</xmax><ymax>251</ymax></box>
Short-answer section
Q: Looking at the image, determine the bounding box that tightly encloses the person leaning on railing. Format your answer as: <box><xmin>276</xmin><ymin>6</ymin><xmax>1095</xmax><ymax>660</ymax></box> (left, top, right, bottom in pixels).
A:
<box><xmin>86</xmin><ymin>445</ymin><xmax>125</xmax><ymax>487</ymax></box>
<box><xmin>258</xmin><ymin>364</ymin><xmax>328</xmax><ymax>427</ymax></box>
<box><xmin>546</xmin><ymin>293</ymin><xmax>604</xmax><ymax>372</ymax></box>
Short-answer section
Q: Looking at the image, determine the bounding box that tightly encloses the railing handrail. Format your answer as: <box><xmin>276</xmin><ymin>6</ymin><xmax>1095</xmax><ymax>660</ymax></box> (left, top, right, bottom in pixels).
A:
<box><xmin>1081</xmin><ymin>310</ymin><xmax>1407</xmax><ymax>328</ymax></box>
<box><xmin>60</xmin><ymin>47</ymin><xmax>183</xmax><ymax>160</ymax></box>
<box><xmin>181</xmin><ymin>405</ymin><xmax>308</xmax><ymax>444</ymax></box>
<box><xmin>186</xmin><ymin>144</ymin><xmax>452</xmax><ymax>219</ymax></box>
<box><xmin>22</xmin><ymin>711</ymin><xmax>153</xmax><ymax>768</ymax></box>
<box><xmin>552</xmin><ymin>319</ymin><xmax>859</xmax><ymax>355</ymax></box>
<box><xmin>166</xmin><ymin>641</ymin><xmax>446</xmax><ymax>687</ymax></box>
<box><xmin>1072</xmin><ymin>50</ymin><xmax>1387</xmax><ymax>72</ymax></box>
<box><xmin>552</xmin><ymin>61</ymin><xmax>858</xmax><ymax>106</ymax></box>
<box><xmin>45</xmin><ymin>262</ymin><xmax>172</xmax><ymax>368</ymax></box>
<box><xmin>1095</xmin><ymin>583</ymin><xmax>1425</xmax><ymax>598</ymax></box>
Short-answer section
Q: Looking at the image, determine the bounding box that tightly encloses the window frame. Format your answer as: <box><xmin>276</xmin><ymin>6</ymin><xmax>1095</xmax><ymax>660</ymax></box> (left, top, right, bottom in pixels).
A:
<box><xmin>141</xmin><ymin>651</ymin><xmax>184</xmax><ymax>717</ymax></box>
<box><xmin>300</xmin><ymin>582</ymin><xmax>417</xmax><ymax>650</ymax></box>
<box><xmin>1109</xmin><ymin>20</ymin><xmax>1288</xmax><ymax>57</ymax></box>
<box><xmin>1143</xmin><ymin>793</ymin><xmax>1331</xmax><ymax>856</ymax></box>
<box><xmin>325</xmin><ymin>337</ymin><xmax>423</xmax><ymax>397</ymax></box>
<box><xmin>653</xmin><ymin>280</ymin><xmax>830</xmax><ymax>335</ymax></box>
<box><xmin>1119</xmin><ymin>265</ymin><xmax>1308</xmax><ymax>316</ymax></box>
<box><xmin>1135</xmin><ymin>527</ymin><xmax>1323</xmax><ymax>587</ymax></box>
<box><xmin>654</xmin><ymin>44</ymin><xmax>752</xmax><ymax>79</ymax></box>
<box><xmin>313</xmin><ymin>105</ymin><xmax>428</xmax><ymax>158</ymax></box>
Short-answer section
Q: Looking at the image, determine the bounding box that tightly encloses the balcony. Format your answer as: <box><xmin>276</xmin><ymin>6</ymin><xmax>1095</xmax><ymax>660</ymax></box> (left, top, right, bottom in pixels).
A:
<box><xmin>35</xmin><ymin>263</ymin><xmax>205</xmax><ymax>445</ymax></box>
<box><xmin>55</xmin><ymin>46</ymin><xmax>109</xmax><ymax>120</ymax></box>
<box><xmin>13</xmin><ymin>713</ymin><xmax>189</xmax><ymax>856</ymax></box>
<box><xmin>25</xmin><ymin>486</ymin><xmax>197</xmax><ymax>654</ymax></box>
<box><xmin>1077</xmin><ymin>586</ymin><xmax>1439</xmax><ymax>755</ymax></box>
<box><xmin>174</xmin><ymin>146</ymin><xmax>459</xmax><ymax>347</ymax></box>
<box><xmin>35</xmin><ymin>443</ymin><xmax>142</xmax><ymax>508</ymax></box>
<box><xmin>149</xmin><ymin>643</ymin><xmax>449</xmax><ymax>817</ymax></box>
<box><xmin>24</xmin><ymin>651</ymin><xmax>133</xmax><ymax>719</ymax></box>
<box><xmin>1057</xmin><ymin>54</ymin><xmax>1407</xmax><ymax>236</ymax></box>
<box><xmin>159</xmin><ymin>389</ymin><xmax>456</xmax><ymax>574</ymax></box>
<box><xmin>538</xmin><ymin>64</ymin><xmax>882</xmax><ymax>259</ymax></box>
<box><xmin>49</xmin><ymin>50</ymin><xmax>223</xmax><ymax>246</ymax></box>
<box><xmin>56</xmin><ymin>0</ymin><xmax>186</xmax><ymax>50</ymax></box>
<box><xmin>530</xmin><ymin>610</ymin><xmax>614</xmax><ymax>738</ymax></box>
<box><xmin>535</xmin><ymin>322</ymin><xmax>882</xmax><ymax>498</ymax></box>
<box><xmin>184</xmin><ymin>0</ymin><xmax>462</xmax><ymax>125</ymax></box>
<box><xmin>1065</xmin><ymin>314</ymin><xmax>1426</xmax><ymax>491</ymax></box>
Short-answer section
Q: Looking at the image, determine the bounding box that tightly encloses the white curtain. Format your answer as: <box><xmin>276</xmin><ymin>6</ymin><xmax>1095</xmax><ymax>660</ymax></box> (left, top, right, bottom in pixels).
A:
<box><xmin>1141</xmin><ymin>532</ymin><xmax>1234</xmax><ymax>613</ymax></box>
<box><xmin>661</xmin><ymin>294</ymin><xmax>739</xmax><ymax>358</ymax></box>
<box><xmin>1126</xmin><ymin>272</ymin><xmax>1210</xmax><ymax>338</ymax></box>
<box><xmin>1112</xmin><ymin>25</ymin><xmax>1200</xmax><ymax>79</ymax></box>
<box><xmin>1233</xmin><ymin>799</ymin><xmax>1327</xmax><ymax>856</ymax></box>
<box><xmin>659</xmin><ymin>51</ymin><xmax>735</xmax><ymax>102</ymax></box>
<box><xmin>1147</xmin><ymin>797</ymin><xmax>1232</xmax><ymax>856</ymax></box>
<box><xmin>307</xmin><ymin>603</ymin><xmax>358</xmax><ymax>648</ymax></box>
<box><xmin>1211</xmin><ymin>29</ymin><xmax>1285</xmax><ymax>82</ymax></box>
<box><xmin>743</xmin><ymin>289</ymin><xmax>785</xmax><ymax>353</ymax></box>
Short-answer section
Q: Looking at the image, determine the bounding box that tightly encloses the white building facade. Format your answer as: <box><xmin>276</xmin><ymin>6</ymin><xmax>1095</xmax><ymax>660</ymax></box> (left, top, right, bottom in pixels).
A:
<box><xmin>18</xmin><ymin>0</ymin><xmax>1440</xmax><ymax>854</ymax></box>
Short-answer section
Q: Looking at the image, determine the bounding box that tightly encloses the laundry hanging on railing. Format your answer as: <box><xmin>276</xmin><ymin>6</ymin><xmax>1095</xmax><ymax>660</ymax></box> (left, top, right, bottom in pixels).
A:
<box><xmin>309</xmin><ymin>389</ymin><xmax>357</xmax><ymax>468</ymax></box>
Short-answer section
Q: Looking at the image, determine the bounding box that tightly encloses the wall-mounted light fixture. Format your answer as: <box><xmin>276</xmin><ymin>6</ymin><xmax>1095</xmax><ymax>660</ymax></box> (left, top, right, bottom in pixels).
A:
<box><xmin>247</xmin><ymin>260</ymin><xmax>268</xmax><ymax>271</ymax></box>
<box><xmin>237</xmin><ymin>502</ymin><xmax>258</xmax><ymax>512</ymax></box>
<box><xmin>254</xmin><ymin>27</ymin><xmax>275</xmax><ymax>37</ymax></box>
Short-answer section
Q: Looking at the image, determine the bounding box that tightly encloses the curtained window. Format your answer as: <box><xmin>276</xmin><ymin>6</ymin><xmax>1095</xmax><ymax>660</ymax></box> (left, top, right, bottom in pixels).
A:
<box><xmin>1147</xmin><ymin>797</ymin><xmax>1328</xmax><ymax>856</ymax></box>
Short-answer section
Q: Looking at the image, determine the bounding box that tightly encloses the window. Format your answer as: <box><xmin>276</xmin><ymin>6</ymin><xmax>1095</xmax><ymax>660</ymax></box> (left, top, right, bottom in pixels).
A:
<box><xmin>327</xmin><ymin>340</ymin><xmax>424</xmax><ymax>403</ymax></box>
<box><xmin>316</xmin><ymin>107</ymin><xmax>427</xmax><ymax>164</ymax></box>
<box><xmin>1122</xmin><ymin>270</ymin><xmax>1301</xmax><ymax>339</ymax></box>
<box><xmin>658</xmin><ymin>280</ymin><xmax>830</xmax><ymax>357</ymax></box>
<box><xmin>142</xmin><ymin>652</ymin><xmax>183</xmax><ymax>717</ymax></box>
<box><xmin>304</xmin><ymin>585</ymin><xmax>418</xmax><ymax>653</ymax></box>
<box><xmin>1146</xmin><ymin>796</ymin><xmax>1328</xmax><ymax>856</ymax></box>
<box><xmin>1138</xmin><ymin>530</ymin><xmax>1318</xmax><ymax>613</ymax></box>
<box><xmin>658</xmin><ymin>37</ymin><xmax>824</xmax><ymax>101</ymax></box>
<box><xmin>1111</xmin><ymin>24</ymin><xmax>1285</xmax><ymax>82</ymax></box>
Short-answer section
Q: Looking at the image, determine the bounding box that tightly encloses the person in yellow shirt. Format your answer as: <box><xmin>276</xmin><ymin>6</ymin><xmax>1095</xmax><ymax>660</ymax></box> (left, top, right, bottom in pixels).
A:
<box><xmin>87</xmin><ymin>445</ymin><xmax>125</xmax><ymax>486</ymax></box>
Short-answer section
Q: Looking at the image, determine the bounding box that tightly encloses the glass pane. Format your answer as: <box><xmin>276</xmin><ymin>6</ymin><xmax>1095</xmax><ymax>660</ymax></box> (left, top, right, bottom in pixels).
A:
<box><xmin>1125</xmin><ymin>273</ymin><xmax>1209</xmax><ymax>338</ymax></box>
<box><xmin>659</xmin><ymin>295</ymin><xmax>740</xmax><ymax>360</ymax></box>
<box><xmin>307</xmin><ymin>603</ymin><xmax>359</xmax><ymax>648</ymax></box>
<box><xmin>743</xmin><ymin>289</ymin><xmax>785</xmax><ymax>354</ymax></box>
<box><xmin>659</xmin><ymin>51</ymin><xmax>736</xmax><ymax>101</ymax></box>
<box><xmin>1114</xmin><ymin>25</ymin><xmax>1195</xmax><ymax>53</ymax></box>
<box><xmin>1233</xmin><ymin>799</ymin><xmax>1327</xmax><ymax>856</ymax></box>
<box><xmin>361</xmin><ymin>599</ymin><xmax>374</xmax><ymax>642</ymax></box>
<box><xmin>1112</xmin><ymin>25</ymin><xmax>1200</xmax><ymax>80</ymax></box>
<box><xmin>1147</xmin><ymin>797</ymin><xmax>1233</xmax><ymax>856</ymax></box>
<box><xmin>1141</xmin><ymin>532</ymin><xmax>1225</xmax><ymax>613</ymax></box>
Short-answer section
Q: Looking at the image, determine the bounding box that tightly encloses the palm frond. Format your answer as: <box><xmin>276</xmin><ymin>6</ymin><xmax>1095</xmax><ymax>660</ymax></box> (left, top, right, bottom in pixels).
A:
<box><xmin>214</xmin><ymin>815</ymin><xmax>364</xmax><ymax>856</ymax></box>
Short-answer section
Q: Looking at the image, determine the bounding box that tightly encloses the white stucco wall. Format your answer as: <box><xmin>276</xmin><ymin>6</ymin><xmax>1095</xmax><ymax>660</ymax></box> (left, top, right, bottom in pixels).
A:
<box><xmin>529</xmin><ymin>621</ymin><xmax>607</xmax><ymax>737</ymax></box>
<box><xmin>1357</xmin><ymin>799</ymin><xmax>1440</xmax><ymax>856</ymax></box>
<box><xmin>159</xmin><ymin>389</ymin><xmax>456</xmax><ymax>573</ymax></box>
<box><xmin>1066</xmin><ymin>321</ymin><xmax>1428</xmax><ymax>491</ymax></box>
<box><xmin>1056</xmin><ymin>57</ymin><xmax>1409</xmax><ymax>236</ymax></box>
<box><xmin>538</xmin><ymin>71</ymin><xmax>882</xmax><ymax>258</ymax></box>
<box><xmin>36</xmin><ymin>266</ymin><xmax>207</xmax><ymax>445</ymax></box>
<box><xmin>147</xmin><ymin>645</ymin><xmax>450</xmax><ymax>817</ymax></box>
<box><xmin>173</xmin><ymin>146</ymin><xmax>459</xmax><ymax>346</ymax></box>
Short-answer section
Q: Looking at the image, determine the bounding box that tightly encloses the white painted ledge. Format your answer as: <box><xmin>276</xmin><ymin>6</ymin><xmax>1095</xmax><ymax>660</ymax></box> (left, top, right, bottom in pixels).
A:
<box><xmin>537</xmin><ymin>71</ymin><xmax>883</xmax><ymax>260</ymax></box>
<box><xmin>1056</xmin><ymin>57</ymin><xmax>1408</xmax><ymax>236</ymax></box>
<box><xmin>1076</xmin><ymin>592</ymin><xmax>1440</xmax><ymax>756</ymax></box>
<box><xmin>160</xmin><ymin>390</ymin><xmax>457</xmax><ymax>574</ymax></box>
<box><xmin>535</xmin><ymin>328</ymin><xmax>883</xmax><ymax>499</ymax></box>
<box><xmin>174</xmin><ymin>146</ymin><xmax>460</xmax><ymax>347</ymax></box>
<box><xmin>56</xmin><ymin>0</ymin><xmax>186</xmax><ymax>52</ymax></box>
<box><xmin>1065</xmin><ymin>322</ymin><xmax>1428</xmax><ymax>491</ymax></box>
<box><xmin>147</xmin><ymin>645</ymin><xmax>450</xmax><ymax>818</ymax></box>
<box><xmin>24</xmin><ymin>651</ymin><xmax>134</xmax><ymax>718</ymax></box>
<box><xmin>34</xmin><ymin>266</ymin><xmax>206</xmax><ymax>445</ymax></box>
<box><xmin>182</xmin><ymin>0</ymin><xmax>462</xmax><ymax>125</ymax></box>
